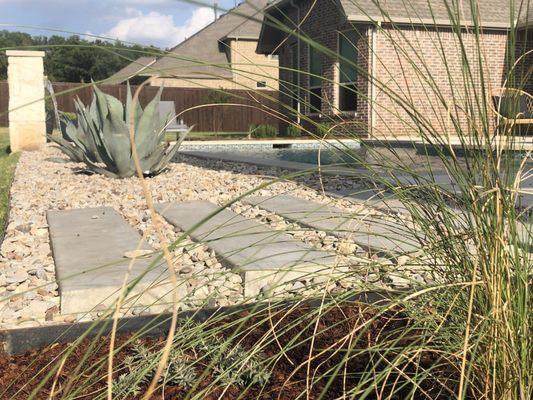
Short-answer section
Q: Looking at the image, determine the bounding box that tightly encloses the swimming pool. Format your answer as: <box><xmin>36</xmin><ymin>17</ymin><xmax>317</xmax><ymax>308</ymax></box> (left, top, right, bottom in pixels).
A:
<box><xmin>180</xmin><ymin>140</ymin><xmax>532</xmax><ymax>174</ymax></box>
<box><xmin>191</xmin><ymin>147</ymin><xmax>365</xmax><ymax>166</ymax></box>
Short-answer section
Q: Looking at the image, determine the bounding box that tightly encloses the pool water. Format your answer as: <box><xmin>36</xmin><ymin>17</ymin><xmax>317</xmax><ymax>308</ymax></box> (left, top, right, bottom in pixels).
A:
<box><xmin>210</xmin><ymin>147</ymin><xmax>365</xmax><ymax>166</ymax></box>
<box><xmin>186</xmin><ymin>143</ymin><xmax>532</xmax><ymax>175</ymax></box>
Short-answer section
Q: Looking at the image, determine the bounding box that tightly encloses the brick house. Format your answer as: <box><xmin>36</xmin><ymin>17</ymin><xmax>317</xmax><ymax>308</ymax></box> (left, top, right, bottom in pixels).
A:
<box><xmin>257</xmin><ymin>0</ymin><xmax>531</xmax><ymax>137</ymax></box>
<box><xmin>518</xmin><ymin>3</ymin><xmax>533</xmax><ymax>94</ymax></box>
<box><xmin>108</xmin><ymin>0</ymin><xmax>279</xmax><ymax>91</ymax></box>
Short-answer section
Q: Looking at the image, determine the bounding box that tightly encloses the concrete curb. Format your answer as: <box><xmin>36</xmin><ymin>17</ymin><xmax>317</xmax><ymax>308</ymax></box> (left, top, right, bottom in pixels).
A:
<box><xmin>0</xmin><ymin>291</ymin><xmax>393</xmax><ymax>355</ymax></box>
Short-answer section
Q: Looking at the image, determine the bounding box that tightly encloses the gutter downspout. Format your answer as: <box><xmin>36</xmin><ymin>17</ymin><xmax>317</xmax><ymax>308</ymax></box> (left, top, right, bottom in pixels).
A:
<box><xmin>289</xmin><ymin>0</ymin><xmax>301</xmax><ymax>124</ymax></box>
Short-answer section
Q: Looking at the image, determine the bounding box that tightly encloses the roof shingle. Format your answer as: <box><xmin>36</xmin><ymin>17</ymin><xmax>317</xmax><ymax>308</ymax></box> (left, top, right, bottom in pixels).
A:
<box><xmin>106</xmin><ymin>56</ymin><xmax>156</xmax><ymax>84</ymax></box>
<box><xmin>149</xmin><ymin>0</ymin><xmax>268</xmax><ymax>79</ymax></box>
<box><xmin>339</xmin><ymin>0</ymin><xmax>513</xmax><ymax>27</ymax></box>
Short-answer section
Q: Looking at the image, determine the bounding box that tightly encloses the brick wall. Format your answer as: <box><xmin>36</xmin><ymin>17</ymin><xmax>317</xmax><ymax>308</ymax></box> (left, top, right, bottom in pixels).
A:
<box><xmin>274</xmin><ymin>0</ymin><xmax>523</xmax><ymax>137</ymax></box>
<box><xmin>277</xmin><ymin>0</ymin><xmax>371</xmax><ymax>136</ymax></box>
<box><xmin>375</xmin><ymin>27</ymin><xmax>508</xmax><ymax>136</ymax></box>
<box><xmin>373</xmin><ymin>26</ymin><xmax>509</xmax><ymax>137</ymax></box>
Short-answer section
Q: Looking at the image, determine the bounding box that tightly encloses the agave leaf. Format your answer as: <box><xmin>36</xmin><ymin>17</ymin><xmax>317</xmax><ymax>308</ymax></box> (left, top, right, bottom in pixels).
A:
<box><xmin>61</xmin><ymin>101</ymin><xmax>100</xmax><ymax>164</ymax></box>
<box><xmin>153</xmin><ymin>128</ymin><xmax>190</xmax><ymax>173</ymax></box>
<box><xmin>93</xmin><ymin>85</ymin><xmax>111</xmax><ymax>127</ymax></box>
<box><xmin>101</xmin><ymin>94</ymin><xmax>135</xmax><ymax>176</ymax></box>
<box><xmin>101</xmin><ymin>125</ymin><xmax>133</xmax><ymax>176</ymax></box>
<box><xmin>88</xmin><ymin>95</ymin><xmax>101</xmax><ymax>132</ymax></box>
<box><xmin>125</xmin><ymin>82</ymin><xmax>143</xmax><ymax>131</ymax></box>
<box><xmin>75</xmin><ymin>93</ymin><xmax>119</xmax><ymax>171</ymax></box>
<box><xmin>74</xmin><ymin>99</ymin><xmax>88</xmax><ymax>133</ymax></box>
<box><xmin>140</xmin><ymin>144</ymin><xmax>166</xmax><ymax>173</ymax></box>
<box><xmin>82</xmin><ymin>155</ymin><xmax>120</xmax><ymax>179</ymax></box>
<box><xmin>72</xmin><ymin>99</ymin><xmax>104</xmax><ymax>163</ymax></box>
<box><xmin>62</xmin><ymin>119</ymin><xmax>78</xmax><ymax>142</ymax></box>
<box><xmin>47</xmin><ymin>134</ymin><xmax>85</xmax><ymax>162</ymax></box>
<box><xmin>79</xmin><ymin>96</ymin><xmax>115</xmax><ymax>165</ymax></box>
<box><xmin>135</xmin><ymin>86</ymin><xmax>164</xmax><ymax>160</ymax></box>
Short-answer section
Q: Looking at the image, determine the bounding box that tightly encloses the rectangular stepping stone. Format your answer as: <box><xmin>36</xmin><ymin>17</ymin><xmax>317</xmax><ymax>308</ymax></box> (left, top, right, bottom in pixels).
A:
<box><xmin>244</xmin><ymin>195</ymin><xmax>421</xmax><ymax>255</ymax></box>
<box><xmin>329</xmin><ymin>188</ymin><xmax>410</xmax><ymax>215</ymax></box>
<box><xmin>155</xmin><ymin>201</ymin><xmax>338</xmax><ymax>296</ymax></box>
<box><xmin>47</xmin><ymin>207</ymin><xmax>183</xmax><ymax>315</ymax></box>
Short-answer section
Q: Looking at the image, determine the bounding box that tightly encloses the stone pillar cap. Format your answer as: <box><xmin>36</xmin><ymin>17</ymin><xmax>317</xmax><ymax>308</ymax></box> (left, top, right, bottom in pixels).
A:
<box><xmin>6</xmin><ymin>50</ymin><xmax>45</xmax><ymax>57</ymax></box>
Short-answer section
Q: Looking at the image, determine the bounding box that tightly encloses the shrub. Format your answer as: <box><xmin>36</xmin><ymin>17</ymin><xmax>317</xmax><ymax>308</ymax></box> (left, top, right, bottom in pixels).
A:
<box><xmin>61</xmin><ymin>111</ymin><xmax>77</xmax><ymax>122</ymax></box>
<box><xmin>316</xmin><ymin>123</ymin><xmax>332</xmax><ymax>137</ymax></box>
<box><xmin>285</xmin><ymin>125</ymin><xmax>302</xmax><ymax>138</ymax></box>
<box><xmin>249</xmin><ymin>124</ymin><xmax>278</xmax><ymax>138</ymax></box>
<box><xmin>113</xmin><ymin>335</ymin><xmax>269</xmax><ymax>397</ymax></box>
<box><xmin>49</xmin><ymin>83</ymin><xmax>188</xmax><ymax>178</ymax></box>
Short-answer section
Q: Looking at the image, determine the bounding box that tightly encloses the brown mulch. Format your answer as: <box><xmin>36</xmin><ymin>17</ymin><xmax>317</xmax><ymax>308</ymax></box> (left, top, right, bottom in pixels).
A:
<box><xmin>0</xmin><ymin>303</ymin><xmax>458</xmax><ymax>399</ymax></box>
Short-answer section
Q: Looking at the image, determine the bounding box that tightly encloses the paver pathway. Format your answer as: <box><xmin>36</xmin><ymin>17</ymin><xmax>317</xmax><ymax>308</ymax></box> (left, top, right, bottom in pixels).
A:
<box><xmin>47</xmin><ymin>207</ymin><xmax>179</xmax><ymax>315</ymax></box>
<box><xmin>330</xmin><ymin>188</ymin><xmax>410</xmax><ymax>215</ymax></box>
<box><xmin>155</xmin><ymin>201</ymin><xmax>338</xmax><ymax>296</ymax></box>
<box><xmin>331</xmin><ymin>190</ymin><xmax>532</xmax><ymax>251</ymax></box>
<box><xmin>244</xmin><ymin>195</ymin><xmax>421</xmax><ymax>255</ymax></box>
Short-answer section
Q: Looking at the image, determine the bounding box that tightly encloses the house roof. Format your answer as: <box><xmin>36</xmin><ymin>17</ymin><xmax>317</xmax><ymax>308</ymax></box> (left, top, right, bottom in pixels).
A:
<box><xmin>340</xmin><ymin>0</ymin><xmax>512</xmax><ymax>28</ymax></box>
<box><xmin>517</xmin><ymin>0</ymin><xmax>532</xmax><ymax>27</ymax></box>
<box><xmin>147</xmin><ymin>0</ymin><xmax>268</xmax><ymax>79</ymax></box>
<box><xmin>106</xmin><ymin>56</ymin><xmax>156</xmax><ymax>84</ymax></box>
<box><xmin>258</xmin><ymin>0</ymin><xmax>527</xmax><ymax>54</ymax></box>
<box><xmin>223</xmin><ymin>7</ymin><xmax>267</xmax><ymax>40</ymax></box>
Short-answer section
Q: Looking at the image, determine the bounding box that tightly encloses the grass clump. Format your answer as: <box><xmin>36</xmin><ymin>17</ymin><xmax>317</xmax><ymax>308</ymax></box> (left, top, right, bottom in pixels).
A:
<box><xmin>0</xmin><ymin>128</ymin><xmax>19</xmax><ymax>239</ymax></box>
<box><xmin>249</xmin><ymin>123</ymin><xmax>278</xmax><ymax>138</ymax></box>
<box><xmin>285</xmin><ymin>124</ymin><xmax>302</xmax><ymax>138</ymax></box>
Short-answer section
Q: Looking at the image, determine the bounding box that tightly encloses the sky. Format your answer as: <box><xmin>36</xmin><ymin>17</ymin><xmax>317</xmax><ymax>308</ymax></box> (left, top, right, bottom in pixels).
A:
<box><xmin>0</xmin><ymin>0</ymin><xmax>240</xmax><ymax>48</ymax></box>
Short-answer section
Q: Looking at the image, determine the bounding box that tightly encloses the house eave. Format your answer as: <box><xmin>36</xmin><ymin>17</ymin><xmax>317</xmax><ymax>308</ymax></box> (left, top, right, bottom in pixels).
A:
<box><xmin>345</xmin><ymin>14</ymin><xmax>513</xmax><ymax>30</ymax></box>
<box><xmin>222</xmin><ymin>34</ymin><xmax>260</xmax><ymax>41</ymax></box>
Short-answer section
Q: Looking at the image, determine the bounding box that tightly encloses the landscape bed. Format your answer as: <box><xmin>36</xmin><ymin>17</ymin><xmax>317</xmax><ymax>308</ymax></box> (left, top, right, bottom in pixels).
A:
<box><xmin>0</xmin><ymin>128</ymin><xmax>19</xmax><ymax>241</ymax></box>
<box><xmin>1</xmin><ymin>144</ymin><xmax>431</xmax><ymax>330</ymax></box>
<box><xmin>0</xmin><ymin>301</ymin><xmax>459</xmax><ymax>399</ymax></box>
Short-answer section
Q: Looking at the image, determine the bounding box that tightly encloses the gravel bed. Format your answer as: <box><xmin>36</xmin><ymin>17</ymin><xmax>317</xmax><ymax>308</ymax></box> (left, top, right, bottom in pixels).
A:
<box><xmin>0</xmin><ymin>146</ymin><xmax>428</xmax><ymax>329</ymax></box>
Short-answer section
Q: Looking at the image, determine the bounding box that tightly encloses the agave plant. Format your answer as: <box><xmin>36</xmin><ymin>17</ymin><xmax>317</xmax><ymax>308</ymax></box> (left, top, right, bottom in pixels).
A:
<box><xmin>49</xmin><ymin>84</ymin><xmax>187</xmax><ymax>178</ymax></box>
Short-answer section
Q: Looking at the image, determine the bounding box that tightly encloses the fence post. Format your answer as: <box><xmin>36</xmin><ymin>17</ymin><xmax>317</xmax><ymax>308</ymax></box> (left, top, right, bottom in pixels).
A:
<box><xmin>6</xmin><ymin>50</ymin><xmax>46</xmax><ymax>152</ymax></box>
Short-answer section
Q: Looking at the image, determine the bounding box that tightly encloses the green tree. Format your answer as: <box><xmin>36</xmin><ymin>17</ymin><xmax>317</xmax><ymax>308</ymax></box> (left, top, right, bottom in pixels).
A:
<box><xmin>0</xmin><ymin>30</ymin><xmax>163</xmax><ymax>82</ymax></box>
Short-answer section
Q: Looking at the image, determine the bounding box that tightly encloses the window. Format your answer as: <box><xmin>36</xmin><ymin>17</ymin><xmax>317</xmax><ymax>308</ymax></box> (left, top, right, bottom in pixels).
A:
<box><xmin>308</xmin><ymin>45</ymin><xmax>322</xmax><ymax>113</ymax></box>
<box><xmin>256</xmin><ymin>81</ymin><xmax>267</xmax><ymax>88</ymax></box>
<box><xmin>338</xmin><ymin>30</ymin><xmax>359</xmax><ymax>112</ymax></box>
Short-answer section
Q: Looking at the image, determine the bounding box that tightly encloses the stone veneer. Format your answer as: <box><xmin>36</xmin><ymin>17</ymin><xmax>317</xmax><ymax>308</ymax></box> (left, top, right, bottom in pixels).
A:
<box><xmin>7</xmin><ymin>50</ymin><xmax>46</xmax><ymax>152</ymax></box>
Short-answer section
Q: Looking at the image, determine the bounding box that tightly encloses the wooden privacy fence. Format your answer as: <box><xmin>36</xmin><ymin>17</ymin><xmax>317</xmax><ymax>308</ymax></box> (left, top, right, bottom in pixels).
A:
<box><xmin>0</xmin><ymin>81</ymin><xmax>279</xmax><ymax>132</ymax></box>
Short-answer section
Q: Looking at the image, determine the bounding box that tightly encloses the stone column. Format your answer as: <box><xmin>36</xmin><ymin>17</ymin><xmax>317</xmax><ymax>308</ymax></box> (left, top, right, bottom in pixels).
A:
<box><xmin>7</xmin><ymin>50</ymin><xmax>46</xmax><ymax>152</ymax></box>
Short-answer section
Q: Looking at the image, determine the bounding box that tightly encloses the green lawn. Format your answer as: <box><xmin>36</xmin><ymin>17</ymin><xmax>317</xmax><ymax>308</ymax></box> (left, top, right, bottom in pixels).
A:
<box><xmin>165</xmin><ymin>131</ymin><xmax>249</xmax><ymax>142</ymax></box>
<box><xmin>0</xmin><ymin>127</ymin><xmax>19</xmax><ymax>239</ymax></box>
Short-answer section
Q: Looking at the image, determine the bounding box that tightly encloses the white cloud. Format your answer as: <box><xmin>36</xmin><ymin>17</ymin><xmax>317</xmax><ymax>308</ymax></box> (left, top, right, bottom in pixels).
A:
<box><xmin>103</xmin><ymin>7</ymin><xmax>215</xmax><ymax>48</ymax></box>
<box><xmin>115</xmin><ymin>0</ymin><xmax>178</xmax><ymax>4</ymax></box>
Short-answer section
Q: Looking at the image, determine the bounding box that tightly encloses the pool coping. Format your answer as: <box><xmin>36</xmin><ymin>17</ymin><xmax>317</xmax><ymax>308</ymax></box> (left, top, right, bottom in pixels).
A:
<box><xmin>180</xmin><ymin>138</ymin><xmax>362</xmax><ymax>147</ymax></box>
